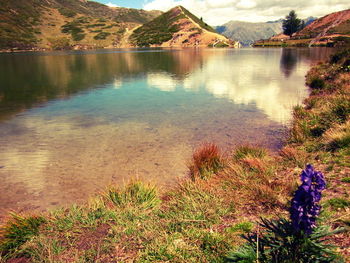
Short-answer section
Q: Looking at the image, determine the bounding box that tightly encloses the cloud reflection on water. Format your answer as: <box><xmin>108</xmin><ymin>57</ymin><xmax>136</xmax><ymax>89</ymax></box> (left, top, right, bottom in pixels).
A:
<box><xmin>147</xmin><ymin>49</ymin><xmax>309</xmax><ymax>124</ymax></box>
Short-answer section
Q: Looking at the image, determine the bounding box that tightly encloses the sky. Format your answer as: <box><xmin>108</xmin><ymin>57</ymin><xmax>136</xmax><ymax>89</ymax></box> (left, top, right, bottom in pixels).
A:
<box><xmin>96</xmin><ymin>0</ymin><xmax>350</xmax><ymax>25</ymax></box>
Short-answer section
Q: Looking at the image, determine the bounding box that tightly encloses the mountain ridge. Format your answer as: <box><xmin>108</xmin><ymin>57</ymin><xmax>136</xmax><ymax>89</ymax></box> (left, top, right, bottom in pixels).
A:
<box><xmin>0</xmin><ymin>2</ymin><xmax>236</xmax><ymax>51</ymax></box>
<box><xmin>0</xmin><ymin>0</ymin><xmax>162</xmax><ymax>50</ymax></box>
<box><xmin>130</xmin><ymin>6</ymin><xmax>236</xmax><ymax>48</ymax></box>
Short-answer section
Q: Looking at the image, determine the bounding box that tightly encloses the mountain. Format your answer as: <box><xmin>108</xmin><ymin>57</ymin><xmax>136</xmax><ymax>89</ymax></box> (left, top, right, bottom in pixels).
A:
<box><xmin>0</xmin><ymin>0</ymin><xmax>161</xmax><ymax>50</ymax></box>
<box><xmin>216</xmin><ymin>17</ymin><xmax>317</xmax><ymax>46</ymax></box>
<box><xmin>130</xmin><ymin>6</ymin><xmax>235</xmax><ymax>48</ymax></box>
<box><xmin>253</xmin><ymin>9</ymin><xmax>349</xmax><ymax>47</ymax></box>
<box><xmin>303</xmin><ymin>17</ymin><xmax>318</xmax><ymax>27</ymax></box>
<box><xmin>216</xmin><ymin>20</ymin><xmax>282</xmax><ymax>46</ymax></box>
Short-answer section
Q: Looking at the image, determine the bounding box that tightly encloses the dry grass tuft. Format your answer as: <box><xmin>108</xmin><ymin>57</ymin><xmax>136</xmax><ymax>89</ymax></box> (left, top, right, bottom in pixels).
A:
<box><xmin>232</xmin><ymin>145</ymin><xmax>267</xmax><ymax>160</ymax></box>
<box><xmin>280</xmin><ymin>146</ymin><xmax>308</xmax><ymax>168</ymax></box>
<box><xmin>188</xmin><ymin>143</ymin><xmax>224</xmax><ymax>180</ymax></box>
<box><xmin>323</xmin><ymin>120</ymin><xmax>350</xmax><ymax>151</ymax></box>
<box><xmin>207</xmin><ymin>146</ymin><xmax>297</xmax><ymax>212</ymax></box>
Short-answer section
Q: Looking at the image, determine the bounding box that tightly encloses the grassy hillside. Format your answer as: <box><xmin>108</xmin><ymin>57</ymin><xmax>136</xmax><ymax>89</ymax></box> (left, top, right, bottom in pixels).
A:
<box><xmin>297</xmin><ymin>9</ymin><xmax>350</xmax><ymax>38</ymax></box>
<box><xmin>0</xmin><ymin>0</ymin><xmax>161</xmax><ymax>50</ymax></box>
<box><xmin>0</xmin><ymin>0</ymin><xmax>43</xmax><ymax>49</ymax></box>
<box><xmin>130</xmin><ymin>6</ymin><xmax>231</xmax><ymax>48</ymax></box>
<box><xmin>0</xmin><ymin>49</ymin><xmax>349</xmax><ymax>262</ymax></box>
<box><xmin>130</xmin><ymin>7</ymin><xmax>185</xmax><ymax>46</ymax></box>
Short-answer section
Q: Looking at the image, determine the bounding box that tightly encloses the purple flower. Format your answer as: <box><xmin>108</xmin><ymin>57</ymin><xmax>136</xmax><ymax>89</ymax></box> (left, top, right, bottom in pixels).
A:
<box><xmin>290</xmin><ymin>164</ymin><xmax>326</xmax><ymax>235</ymax></box>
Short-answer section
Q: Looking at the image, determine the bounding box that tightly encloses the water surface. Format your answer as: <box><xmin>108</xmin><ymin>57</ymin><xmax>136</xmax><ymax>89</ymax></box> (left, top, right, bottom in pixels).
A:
<box><xmin>0</xmin><ymin>47</ymin><xmax>333</xmax><ymax>217</ymax></box>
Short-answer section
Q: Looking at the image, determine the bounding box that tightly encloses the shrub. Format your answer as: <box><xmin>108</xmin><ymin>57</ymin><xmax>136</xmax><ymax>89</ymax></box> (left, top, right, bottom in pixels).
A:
<box><xmin>86</xmin><ymin>23</ymin><xmax>106</xmax><ymax>28</ymax></box>
<box><xmin>48</xmin><ymin>37</ymin><xmax>70</xmax><ymax>50</ymax></box>
<box><xmin>61</xmin><ymin>22</ymin><xmax>82</xmax><ymax>34</ymax></box>
<box><xmin>330</xmin><ymin>49</ymin><xmax>350</xmax><ymax>64</ymax></box>
<box><xmin>58</xmin><ymin>7</ymin><xmax>76</xmax><ymax>18</ymax></box>
<box><xmin>74</xmin><ymin>17</ymin><xmax>90</xmax><ymax>24</ymax></box>
<box><xmin>214</xmin><ymin>42</ymin><xmax>229</xmax><ymax>48</ymax></box>
<box><xmin>309</xmin><ymin>76</ymin><xmax>325</xmax><ymax>89</ymax></box>
<box><xmin>93</xmin><ymin>32</ymin><xmax>111</xmax><ymax>40</ymax></box>
<box><xmin>61</xmin><ymin>21</ymin><xmax>86</xmax><ymax>41</ymax></box>
<box><xmin>72</xmin><ymin>33</ymin><xmax>85</xmax><ymax>41</ymax></box>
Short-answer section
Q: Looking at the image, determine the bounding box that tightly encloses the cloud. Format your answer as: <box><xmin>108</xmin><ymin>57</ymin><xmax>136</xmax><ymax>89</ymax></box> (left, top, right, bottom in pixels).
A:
<box><xmin>143</xmin><ymin>0</ymin><xmax>350</xmax><ymax>25</ymax></box>
<box><xmin>106</xmin><ymin>2</ymin><xmax>118</xmax><ymax>7</ymax></box>
<box><xmin>236</xmin><ymin>0</ymin><xmax>257</xmax><ymax>9</ymax></box>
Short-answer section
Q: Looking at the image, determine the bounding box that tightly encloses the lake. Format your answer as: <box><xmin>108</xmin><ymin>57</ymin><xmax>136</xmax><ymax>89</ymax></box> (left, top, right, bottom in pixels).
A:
<box><xmin>0</xmin><ymin>47</ymin><xmax>333</xmax><ymax>217</ymax></box>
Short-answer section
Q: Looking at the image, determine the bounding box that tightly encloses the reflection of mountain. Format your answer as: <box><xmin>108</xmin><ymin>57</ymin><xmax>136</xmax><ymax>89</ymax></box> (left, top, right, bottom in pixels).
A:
<box><xmin>0</xmin><ymin>48</ymin><xmax>332</xmax><ymax>123</ymax></box>
<box><xmin>0</xmin><ymin>49</ymin><xmax>211</xmax><ymax>120</ymax></box>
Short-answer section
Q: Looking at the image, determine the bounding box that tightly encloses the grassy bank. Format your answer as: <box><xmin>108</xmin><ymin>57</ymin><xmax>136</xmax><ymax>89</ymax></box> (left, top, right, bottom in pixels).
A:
<box><xmin>253</xmin><ymin>36</ymin><xmax>350</xmax><ymax>47</ymax></box>
<box><xmin>1</xmin><ymin>49</ymin><xmax>349</xmax><ymax>262</ymax></box>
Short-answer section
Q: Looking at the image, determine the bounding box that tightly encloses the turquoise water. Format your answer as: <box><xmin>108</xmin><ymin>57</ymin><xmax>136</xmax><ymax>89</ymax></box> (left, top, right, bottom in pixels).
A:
<box><xmin>0</xmin><ymin>47</ymin><xmax>333</xmax><ymax>216</ymax></box>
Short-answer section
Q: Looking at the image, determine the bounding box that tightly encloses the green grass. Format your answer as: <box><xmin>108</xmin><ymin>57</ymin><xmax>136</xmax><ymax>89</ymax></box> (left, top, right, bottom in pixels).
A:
<box><xmin>226</xmin><ymin>222</ymin><xmax>254</xmax><ymax>233</ymax></box>
<box><xmin>325</xmin><ymin>198</ymin><xmax>350</xmax><ymax>210</ymax></box>
<box><xmin>341</xmin><ymin>177</ymin><xmax>350</xmax><ymax>183</ymax></box>
<box><xmin>107</xmin><ymin>181</ymin><xmax>160</xmax><ymax>210</ymax></box>
<box><xmin>130</xmin><ymin>8</ymin><xmax>183</xmax><ymax>46</ymax></box>
<box><xmin>0</xmin><ymin>214</ymin><xmax>46</xmax><ymax>258</ymax></box>
<box><xmin>290</xmin><ymin>51</ymin><xmax>350</xmax><ymax>152</ymax></box>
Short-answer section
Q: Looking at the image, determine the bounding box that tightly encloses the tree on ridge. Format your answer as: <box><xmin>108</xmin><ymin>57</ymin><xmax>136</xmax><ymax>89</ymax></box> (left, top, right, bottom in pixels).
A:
<box><xmin>283</xmin><ymin>10</ymin><xmax>301</xmax><ymax>36</ymax></box>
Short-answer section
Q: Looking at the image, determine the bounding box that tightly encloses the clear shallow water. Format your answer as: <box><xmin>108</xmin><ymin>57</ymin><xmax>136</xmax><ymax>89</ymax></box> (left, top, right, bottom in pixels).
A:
<box><xmin>0</xmin><ymin>47</ymin><xmax>333</xmax><ymax>216</ymax></box>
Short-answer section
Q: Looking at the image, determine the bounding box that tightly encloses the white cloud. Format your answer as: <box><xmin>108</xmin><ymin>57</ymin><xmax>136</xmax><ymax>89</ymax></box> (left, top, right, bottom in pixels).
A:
<box><xmin>143</xmin><ymin>0</ymin><xmax>178</xmax><ymax>11</ymax></box>
<box><xmin>236</xmin><ymin>0</ymin><xmax>256</xmax><ymax>9</ymax></box>
<box><xmin>106</xmin><ymin>2</ymin><xmax>118</xmax><ymax>7</ymax></box>
<box><xmin>143</xmin><ymin>0</ymin><xmax>350</xmax><ymax>25</ymax></box>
